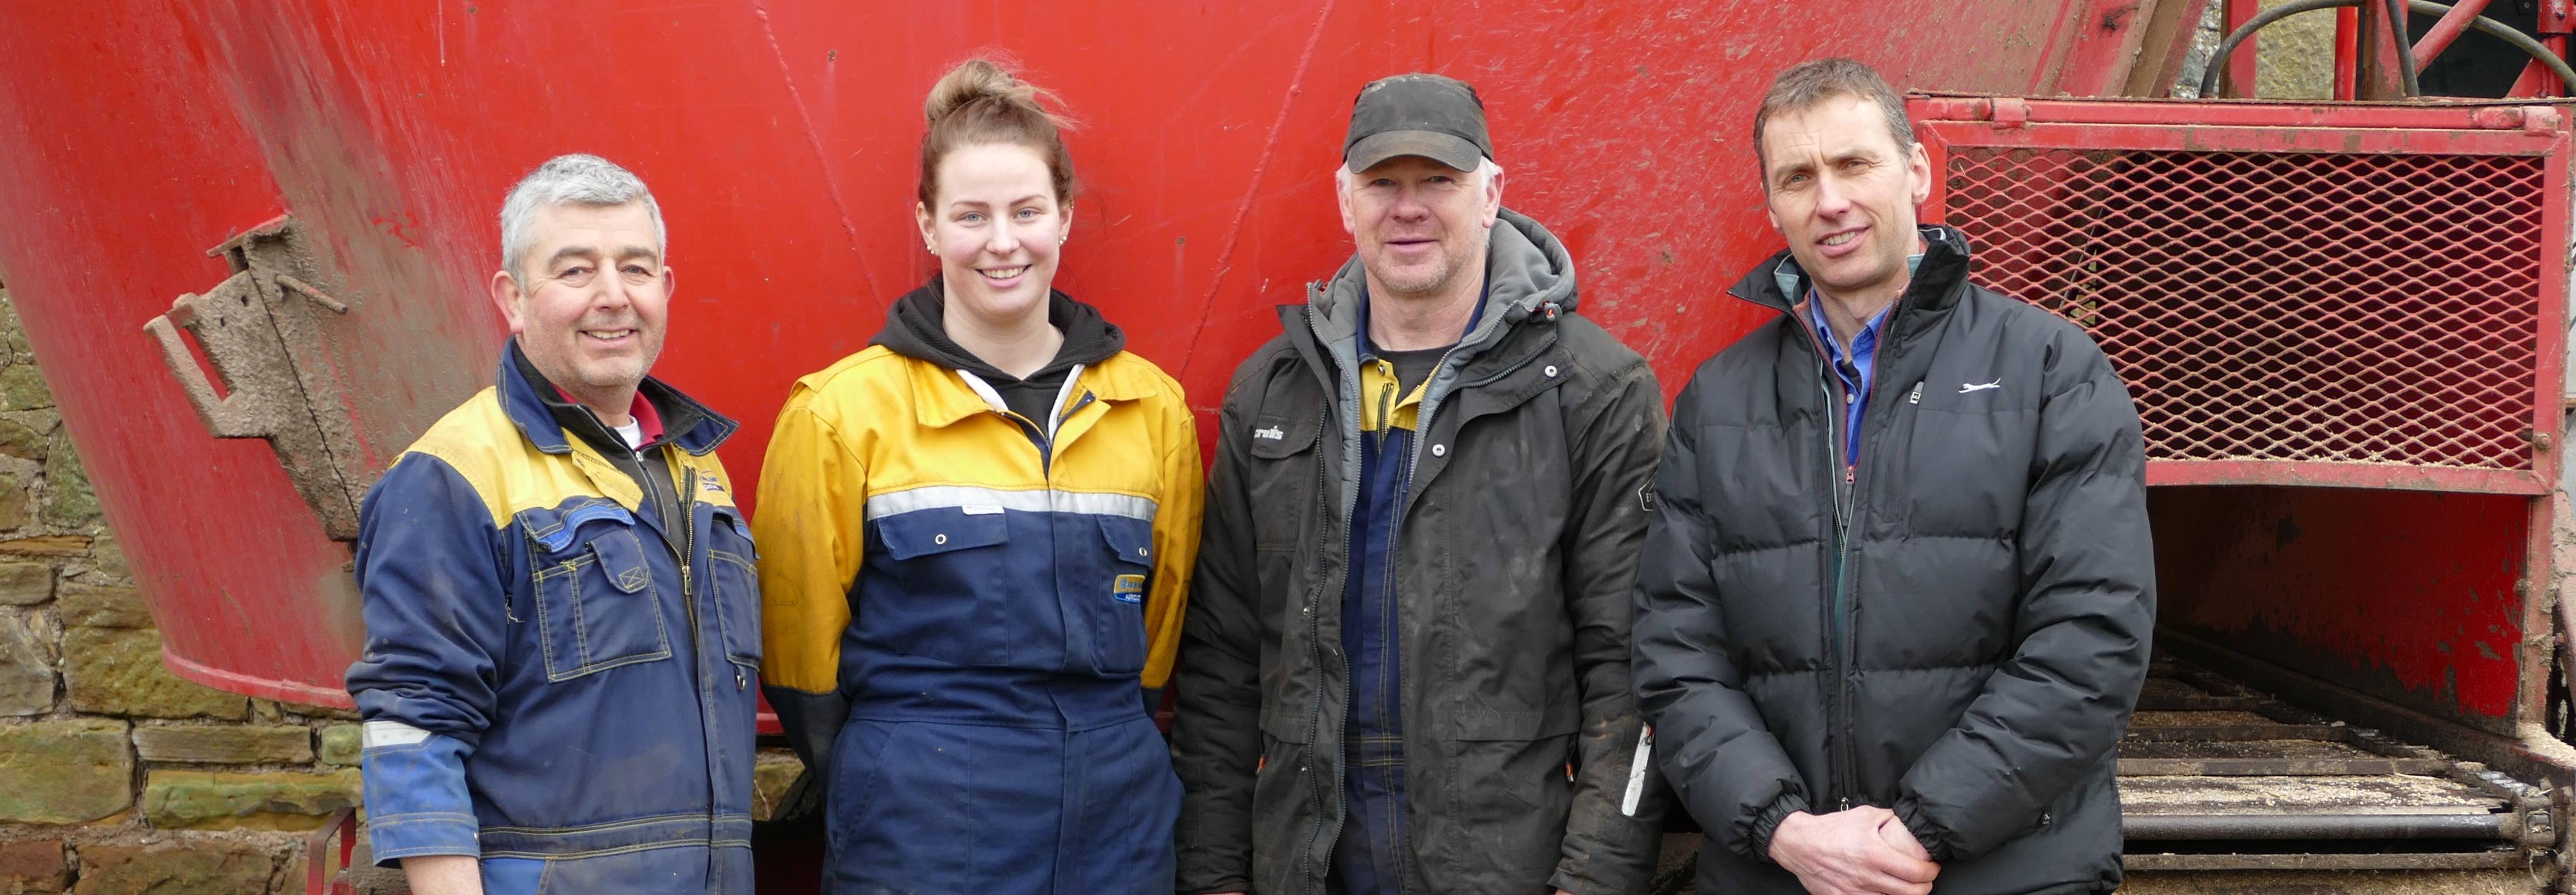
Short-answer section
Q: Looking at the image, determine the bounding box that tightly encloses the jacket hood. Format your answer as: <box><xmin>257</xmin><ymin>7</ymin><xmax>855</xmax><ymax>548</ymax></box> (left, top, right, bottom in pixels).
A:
<box><xmin>870</xmin><ymin>275</ymin><xmax>1127</xmax><ymax>382</ymax></box>
<box><xmin>1308</xmin><ymin>206</ymin><xmax>1577</xmax><ymax>356</ymax></box>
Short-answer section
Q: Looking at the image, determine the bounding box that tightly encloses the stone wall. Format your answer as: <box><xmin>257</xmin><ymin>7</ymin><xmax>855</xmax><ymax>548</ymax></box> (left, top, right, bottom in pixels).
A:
<box><xmin>0</xmin><ymin>286</ymin><xmax>366</xmax><ymax>894</ymax></box>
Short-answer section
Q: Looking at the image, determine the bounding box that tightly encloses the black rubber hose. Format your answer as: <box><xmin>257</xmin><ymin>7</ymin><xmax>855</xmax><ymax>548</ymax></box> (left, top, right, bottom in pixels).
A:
<box><xmin>2198</xmin><ymin>0</ymin><xmax>2572</xmax><ymax>98</ymax></box>
<box><xmin>2387</xmin><ymin>0</ymin><xmax>2424</xmax><ymax>96</ymax></box>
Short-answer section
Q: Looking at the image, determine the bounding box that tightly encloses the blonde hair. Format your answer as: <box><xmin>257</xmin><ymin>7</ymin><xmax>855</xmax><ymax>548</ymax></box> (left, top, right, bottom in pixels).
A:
<box><xmin>919</xmin><ymin>57</ymin><xmax>1078</xmax><ymax>207</ymax></box>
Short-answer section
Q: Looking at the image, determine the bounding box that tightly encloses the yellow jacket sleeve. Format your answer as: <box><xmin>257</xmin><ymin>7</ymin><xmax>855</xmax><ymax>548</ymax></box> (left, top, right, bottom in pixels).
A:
<box><xmin>1141</xmin><ymin>391</ymin><xmax>1205</xmax><ymax>689</ymax></box>
<box><xmin>752</xmin><ymin>391</ymin><xmax>869</xmax><ymax>766</ymax></box>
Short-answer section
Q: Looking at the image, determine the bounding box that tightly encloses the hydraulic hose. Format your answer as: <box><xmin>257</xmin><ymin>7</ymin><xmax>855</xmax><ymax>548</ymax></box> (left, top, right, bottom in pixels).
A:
<box><xmin>2199</xmin><ymin>0</ymin><xmax>2572</xmax><ymax>99</ymax></box>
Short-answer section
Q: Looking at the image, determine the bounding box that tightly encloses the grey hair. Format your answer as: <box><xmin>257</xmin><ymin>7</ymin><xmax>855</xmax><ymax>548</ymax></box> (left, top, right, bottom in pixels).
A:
<box><xmin>1334</xmin><ymin>156</ymin><xmax>1505</xmax><ymax>191</ymax></box>
<box><xmin>498</xmin><ymin>154</ymin><xmax>666</xmax><ymax>281</ymax></box>
<box><xmin>1753</xmin><ymin>57</ymin><xmax>1914</xmax><ymax>166</ymax></box>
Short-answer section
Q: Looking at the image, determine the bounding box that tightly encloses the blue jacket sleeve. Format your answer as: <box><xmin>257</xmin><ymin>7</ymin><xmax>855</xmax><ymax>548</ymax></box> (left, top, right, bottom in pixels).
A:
<box><xmin>344</xmin><ymin>453</ymin><xmax>507</xmax><ymax>863</ymax></box>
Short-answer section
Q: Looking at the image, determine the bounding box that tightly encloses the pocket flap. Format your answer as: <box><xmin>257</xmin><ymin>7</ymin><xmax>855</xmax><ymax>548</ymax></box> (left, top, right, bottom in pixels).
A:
<box><xmin>1436</xmin><ymin>704</ymin><xmax>1581</xmax><ymax>741</ymax></box>
<box><xmin>583</xmin><ymin>530</ymin><xmax>653</xmax><ymax>594</ymax></box>
<box><xmin>518</xmin><ymin>500</ymin><xmax>637</xmax><ymax>554</ymax></box>
<box><xmin>877</xmin><ymin>511</ymin><xmax>1010</xmax><ymax>560</ymax></box>
<box><xmin>1245</xmin><ymin>409</ymin><xmax>1320</xmax><ymax>459</ymax></box>
<box><xmin>710</xmin><ymin>504</ymin><xmax>757</xmax><ymax>552</ymax></box>
<box><xmin>1098</xmin><ymin>516</ymin><xmax>1154</xmax><ymax>566</ymax></box>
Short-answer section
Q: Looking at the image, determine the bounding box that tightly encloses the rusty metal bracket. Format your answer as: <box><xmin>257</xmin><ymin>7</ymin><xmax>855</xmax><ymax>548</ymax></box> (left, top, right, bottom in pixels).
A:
<box><xmin>144</xmin><ymin>216</ymin><xmax>367</xmax><ymax>540</ymax></box>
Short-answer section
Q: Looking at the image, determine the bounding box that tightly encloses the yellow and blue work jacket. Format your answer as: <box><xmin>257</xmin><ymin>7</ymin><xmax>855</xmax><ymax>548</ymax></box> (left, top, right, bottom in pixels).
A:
<box><xmin>754</xmin><ymin>343</ymin><xmax>1203</xmax><ymax>765</ymax></box>
<box><xmin>345</xmin><ymin>348</ymin><xmax>761</xmax><ymax>894</ymax></box>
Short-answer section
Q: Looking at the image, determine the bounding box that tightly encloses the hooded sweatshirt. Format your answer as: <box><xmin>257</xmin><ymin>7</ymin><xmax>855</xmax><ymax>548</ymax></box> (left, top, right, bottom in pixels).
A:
<box><xmin>871</xmin><ymin>276</ymin><xmax>1127</xmax><ymax>437</ymax></box>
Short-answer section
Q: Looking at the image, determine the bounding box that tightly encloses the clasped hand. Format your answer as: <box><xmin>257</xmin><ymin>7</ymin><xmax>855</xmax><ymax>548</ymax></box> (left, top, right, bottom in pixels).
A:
<box><xmin>1765</xmin><ymin>806</ymin><xmax>1939</xmax><ymax>895</ymax></box>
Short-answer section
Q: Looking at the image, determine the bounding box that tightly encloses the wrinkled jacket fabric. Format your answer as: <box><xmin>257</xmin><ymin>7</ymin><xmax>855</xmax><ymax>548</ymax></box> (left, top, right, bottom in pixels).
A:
<box><xmin>346</xmin><ymin>349</ymin><xmax>760</xmax><ymax>894</ymax></box>
<box><xmin>1633</xmin><ymin>226</ymin><xmax>2156</xmax><ymax>895</ymax></box>
<box><xmin>754</xmin><ymin>284</ymin><xmax>1203</xmax><ymax>893</ymax></box>
<box><xmin>1173</xmin><ymin>209</ymin><xmax>1669</xmax><ymax>895</ymax></box>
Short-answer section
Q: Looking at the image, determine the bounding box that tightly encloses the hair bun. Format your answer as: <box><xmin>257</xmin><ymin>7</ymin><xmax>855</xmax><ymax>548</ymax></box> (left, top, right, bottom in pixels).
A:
<box><xmin>925</xmin><ymin>57</ymin><xmax>1043</xmax><ymax>125</ymax></box>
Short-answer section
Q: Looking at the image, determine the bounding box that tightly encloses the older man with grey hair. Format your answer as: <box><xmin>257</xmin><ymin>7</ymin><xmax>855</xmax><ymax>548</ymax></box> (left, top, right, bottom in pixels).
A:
<box><xmin>346</xmin><ymin>153</ymin><xmax>764</xmax><ymax>895</ymax></box>
<box><xmin>1173</xmin><ymin>73</ymin><xmax>1670</xmax><ymax>895</ymax></box>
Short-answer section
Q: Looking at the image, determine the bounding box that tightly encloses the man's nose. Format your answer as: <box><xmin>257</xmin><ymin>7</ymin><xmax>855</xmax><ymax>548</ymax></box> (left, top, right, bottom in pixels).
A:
<box><xmin>1813</xmin><ymin>175</ymin><xmax>1854</xmax><ymax>218</ymax></box>
<box><xmin>592</xmin><ymin>269</ymin><xmax>634</xmax><ymax>311</ymax></box>
<box><xmin>1389</xmin><ymin>185</ymin><xmax>1431</xmax><ymax>219</ymax></box>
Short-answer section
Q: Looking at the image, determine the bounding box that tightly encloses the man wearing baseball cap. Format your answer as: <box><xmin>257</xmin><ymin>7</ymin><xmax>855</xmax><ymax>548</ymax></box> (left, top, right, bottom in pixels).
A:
<box><xmin>1172</xmin><ymin>73</ymin><xmax>1670</xmax><ymax>895</ymax></box>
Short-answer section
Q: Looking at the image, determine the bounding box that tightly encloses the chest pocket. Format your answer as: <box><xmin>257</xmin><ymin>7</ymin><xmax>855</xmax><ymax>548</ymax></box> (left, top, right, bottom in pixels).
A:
<box><xmin>1244</xmin><ymin>400</ymin><xmax>1324</xmax><ymax>550</ymax></box>
<box><xmin>705</xmin><ymin>504</ymin><xmax>762</xmax><ymax>673</ymax></box>
<box><xmin>518</xmin><ymin>500</ymin><xmax>673</xmax><ymax>682</ymax></box>
<box><xmin>1090</xmin><ymin>515</ymin><xmax>1155</xmax><ymax>675</ymax></box>
<box><xmin>865</xmin><ymin>510</ymin><xmax>1015</xmax><ymax>666</ymax></box>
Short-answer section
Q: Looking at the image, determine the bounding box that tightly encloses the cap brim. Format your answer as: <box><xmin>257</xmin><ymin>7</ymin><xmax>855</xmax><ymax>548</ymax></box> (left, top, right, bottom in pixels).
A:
<box><xmin>1344</xmin><ymin>130</ymin><xmax>1483</xmax><ymax>174</ymax></box>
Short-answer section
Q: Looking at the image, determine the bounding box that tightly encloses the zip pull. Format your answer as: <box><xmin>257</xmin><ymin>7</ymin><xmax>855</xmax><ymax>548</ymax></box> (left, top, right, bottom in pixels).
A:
<box><xmin>734</xmin><ymin>668</ymin><xmax>747</xmax><ymax>691</ymax></box>
<box><xmin>1841</xmin><ymin>797</ymin><xmax>1853</xmax><ymax>811</ymax></box>
<box><xmin>1908</xmin><ymin>381</ymin><xmax>1923</xmax><ymax>405</ymax></box>
<box><xmin>1845</xmin><ymin>465</ymin><xmax>1856</xmax><ymax>484</ymax></box>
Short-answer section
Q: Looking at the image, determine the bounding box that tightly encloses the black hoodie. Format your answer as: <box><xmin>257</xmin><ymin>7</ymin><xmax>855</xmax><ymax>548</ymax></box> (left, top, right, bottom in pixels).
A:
<box><xmin>870</xmin><ymin>276</ymin><xmax>1127</xmax><ymax>437</ymax></box>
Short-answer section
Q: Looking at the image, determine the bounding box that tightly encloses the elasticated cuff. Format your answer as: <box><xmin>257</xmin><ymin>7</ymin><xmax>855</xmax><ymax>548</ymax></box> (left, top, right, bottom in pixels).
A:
<box><xmin>1747</xmin><ymin>791</ymin><xmax>1812</xmax><ymax>863</ymax></box>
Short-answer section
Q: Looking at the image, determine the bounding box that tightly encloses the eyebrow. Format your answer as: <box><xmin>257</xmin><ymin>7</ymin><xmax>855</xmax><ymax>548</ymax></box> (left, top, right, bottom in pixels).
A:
<box><xmin>949</xmin><ymin>194</ymin><xmax>1052</xmax><ymax>209</ymax></box>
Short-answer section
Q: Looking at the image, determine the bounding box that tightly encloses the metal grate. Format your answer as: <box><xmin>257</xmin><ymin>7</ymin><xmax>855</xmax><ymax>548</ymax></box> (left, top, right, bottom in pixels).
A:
<box><xmin>1942</xmin><ymin>147</ymin><xmax>2545</xmax><ymax>474</ymax></box>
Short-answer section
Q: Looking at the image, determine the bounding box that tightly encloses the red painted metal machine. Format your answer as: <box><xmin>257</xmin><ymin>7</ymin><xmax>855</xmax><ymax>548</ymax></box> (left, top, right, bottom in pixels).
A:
<box><xmin>0</xmin><ymin>0</ymin><xmax>2197</xmax><ymax>710</ymax></box>
<box><xmin>9</xmin><ymin>0</ymin><xmax>2576</xmax><ymax>891</ymax></box>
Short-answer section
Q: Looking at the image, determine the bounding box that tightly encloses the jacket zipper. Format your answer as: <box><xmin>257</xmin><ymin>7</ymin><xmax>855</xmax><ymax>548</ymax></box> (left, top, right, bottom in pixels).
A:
<box><xmin>1792</xmin><ymin>310</ymin><xmax>1862</xmax><ymax>812</ymax></box>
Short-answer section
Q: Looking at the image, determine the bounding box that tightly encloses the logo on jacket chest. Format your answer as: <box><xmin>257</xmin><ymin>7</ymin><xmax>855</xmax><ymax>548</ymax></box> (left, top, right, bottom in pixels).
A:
<box><xmin>1252</xmin><ymin>425</ymin><xmax>1286</xmax><ymax>441</ymax></box>
<box><xmin>1113</xmin><ymin>573</ymin><xmax>1146</xmax><ymax>604</ymax></box>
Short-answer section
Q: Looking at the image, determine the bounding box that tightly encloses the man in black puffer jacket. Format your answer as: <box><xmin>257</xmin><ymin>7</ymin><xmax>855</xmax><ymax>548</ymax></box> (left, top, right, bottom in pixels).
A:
<box><xmin>1634</xmin><ymin>58</ymin><xmax>2156</xmax><ymax>895</ymax></box>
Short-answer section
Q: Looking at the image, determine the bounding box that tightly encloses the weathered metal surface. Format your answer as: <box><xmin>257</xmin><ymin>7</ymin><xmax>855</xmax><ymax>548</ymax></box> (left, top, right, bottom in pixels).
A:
<box><xmin>2125</xmin><ymin>852</ymin><xmax>2532</xmax><ymax>871</ymax></box>
<box><xmin>145</xmin><ymin>216</ymin><xmax>367</xmax><ymax>540</ymax></box>
<box><xmin>2120</xmin><ymin>756</ymin><xmax>2452</xmax><ymax>775</ymax></box>
<box><xmin>2151</xmin><ymin>488</ymin><xmax>2530</xmax><ymax>729</ymax></box>
<box><xmin>0</xmin><ymin>1</ymin><xmax>2178</xmax><ymax>707</ymax></box>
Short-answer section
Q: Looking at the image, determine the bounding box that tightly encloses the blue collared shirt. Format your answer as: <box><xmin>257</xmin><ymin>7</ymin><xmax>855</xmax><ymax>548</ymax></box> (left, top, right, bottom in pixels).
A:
<box><xmin>1809</xmin><ymin>297</ymin><xmax>1888</xmax><ymax>466</ymax></box>
<box><xmin>1789</xmin><ymin>253</ymin><xmax>1923</xmax><ymax>465</ymax></box>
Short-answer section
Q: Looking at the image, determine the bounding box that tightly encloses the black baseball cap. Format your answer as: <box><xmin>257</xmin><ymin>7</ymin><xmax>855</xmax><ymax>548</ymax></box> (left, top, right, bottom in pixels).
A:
<box><xmin>1343</xmin><ymin>73</ymin><xmax>1494</xmax><ymax>174</ymax></box>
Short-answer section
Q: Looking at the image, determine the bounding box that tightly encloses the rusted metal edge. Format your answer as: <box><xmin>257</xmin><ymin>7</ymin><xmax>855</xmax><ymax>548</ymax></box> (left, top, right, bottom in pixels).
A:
<box><xmin>2123</xmin><ymin>850</ymin><xmax>2530</xmax><ymax>871</ymax></box>
<box><xmin>2126</xmin><ymin>724</ymin><xmax>2352</xmax><ymax>742</ymax></box>
<box><xmin>2159</xmin><ymin>630</ymin><xmax>2570</xmax><ymax>783</ymax></box>
<box><xmin>2120</xmin><ymin>757</ymin><xmax>2452</xmax><ymax>775</ymax></box>
<box><xmin>2124</xmin><ymin>811</ymin><xmax>2515</xmax><ymax>840</ymax></box>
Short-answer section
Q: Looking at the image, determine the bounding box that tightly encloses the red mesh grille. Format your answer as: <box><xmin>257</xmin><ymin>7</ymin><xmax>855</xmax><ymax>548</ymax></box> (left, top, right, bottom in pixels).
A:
<box><xmin>1942</xmin><ymin>148</ymin><xmax>2546</xmax><ymax>472</ymax></box>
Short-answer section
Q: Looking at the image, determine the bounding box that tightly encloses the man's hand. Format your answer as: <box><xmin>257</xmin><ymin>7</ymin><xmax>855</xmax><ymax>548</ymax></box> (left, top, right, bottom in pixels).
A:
<box><xmin>1877</xmin><ymin>813</ymin><xmax>1932</xmax><ymax>861</ymax></box>
<box><xmin>1766</xmin><ymin>807</ymin><xmax>1939</xmax><ymax>895</ymax></box>
<box><xmin>400</xmin><ymin>855</ymin><xmax>483</xmax><ymax>895</ymax></box>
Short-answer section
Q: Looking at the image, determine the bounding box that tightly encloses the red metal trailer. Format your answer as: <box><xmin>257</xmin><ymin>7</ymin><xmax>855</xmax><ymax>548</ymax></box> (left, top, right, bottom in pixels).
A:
<box><xmin>4</xmin><ymin>1</ymin><xmax>2575</xmax><ymax>892</ymax></box>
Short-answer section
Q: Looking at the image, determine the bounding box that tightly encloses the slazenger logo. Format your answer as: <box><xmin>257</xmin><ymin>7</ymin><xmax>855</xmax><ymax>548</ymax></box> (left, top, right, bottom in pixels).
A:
<box><xmin>1252</xmin><ymin>425</ymin><xmax>1286</xmax><ymax>441</ymax></box>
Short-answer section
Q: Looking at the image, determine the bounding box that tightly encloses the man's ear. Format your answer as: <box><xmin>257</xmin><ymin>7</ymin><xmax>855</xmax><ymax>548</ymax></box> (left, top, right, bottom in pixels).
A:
<box><xmin>1481</xmin><ymin>165</ymin><xmax>1505</xmax><ymax>229</ymax></box>
<box><xmin>1335</xmin><ymin>168</ymin><xmax>1359</xmax><ymax>236</ymax></box>
<box><xmin>488</xmin><ymin>269</ymin><xmax>527</xmax><ymax>334</ymax></box>
<box><xmin>1907</xmin><ymin>141</ymin><xmax>1932</xmax><ymax>208</ymax></box>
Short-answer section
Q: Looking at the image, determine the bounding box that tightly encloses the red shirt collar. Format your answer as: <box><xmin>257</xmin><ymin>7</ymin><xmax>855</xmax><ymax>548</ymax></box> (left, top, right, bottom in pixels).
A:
<box><xmin>553</xmin><ymin>386</ymin><xmax>665</xmax><ymax>447</ymax></box>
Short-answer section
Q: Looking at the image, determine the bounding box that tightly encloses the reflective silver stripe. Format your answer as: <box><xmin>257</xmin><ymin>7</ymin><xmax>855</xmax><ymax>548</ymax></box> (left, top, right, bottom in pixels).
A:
<box><xmin>1621</xmin><ymin>725</ymin><xmax>1655</xmax><ymax>817</ymax></box>
<box><xmin>364</xmin><ymin>720</ymin><xmax>433</xmax><ymax>749</ymax></box>
<box><xmin>865</xmin><ymin>485</ymin><xmax>1156</xmax><ymax>522</ymax></box>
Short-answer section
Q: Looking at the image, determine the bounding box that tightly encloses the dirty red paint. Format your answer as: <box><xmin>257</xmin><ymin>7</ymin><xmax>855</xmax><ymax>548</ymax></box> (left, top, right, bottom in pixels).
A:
<box><xmin>0</xmin><ymin>1</ymin><xmax>2164</xmax><ymax>705</ymax></box>
<box><xmin>2151</xmin><ymin>487</ymin><xmax>2528</xmax><ymax>728</ymax></box>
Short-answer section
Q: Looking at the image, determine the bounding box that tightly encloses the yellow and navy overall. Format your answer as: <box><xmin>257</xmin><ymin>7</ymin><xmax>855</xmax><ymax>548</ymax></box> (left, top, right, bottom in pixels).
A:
<box><xmin>346</xmin><ymin>350</ymin><xmax>760</xmax><ymax>893</ymax></box>
<box><xmin>755</xmin><ymin>343</ymin><xmax>1201</xmax><ymax>893</ymax></box>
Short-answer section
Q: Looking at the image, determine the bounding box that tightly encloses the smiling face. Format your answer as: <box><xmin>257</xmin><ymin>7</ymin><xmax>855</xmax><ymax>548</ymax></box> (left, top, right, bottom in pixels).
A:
<box><xmin>1338</xmin><ymin>155</ymin><xmax>1501</xmax><ymax>301</ymax></box>
<box><xmin>1760</xmin><ymin>94</ymin><xmax>1932</xmax><ymax>304</ymax></box>
<box><xmin>487</xmin><ymin>200</ymin><xmax>671</xmax><ymax>412</ymax></box>
<box><xmin>916</xmin><ymin>142</ymin><xmax>1069</xmax><ymax>329</ymax></box>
